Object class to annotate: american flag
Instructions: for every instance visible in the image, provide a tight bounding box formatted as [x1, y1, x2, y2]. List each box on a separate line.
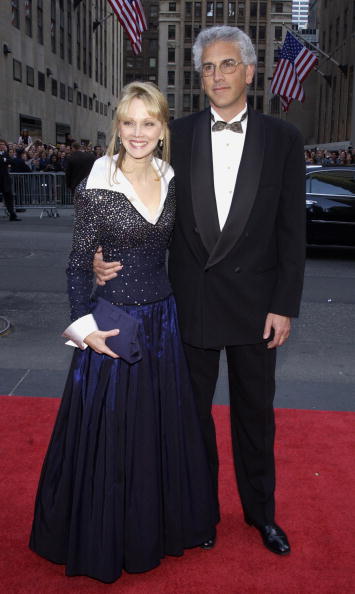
[270, 31, 318, 111]
[108, 0, 147, 55]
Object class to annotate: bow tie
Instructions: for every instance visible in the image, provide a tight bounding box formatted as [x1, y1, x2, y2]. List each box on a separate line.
[211, 111, 247, 133]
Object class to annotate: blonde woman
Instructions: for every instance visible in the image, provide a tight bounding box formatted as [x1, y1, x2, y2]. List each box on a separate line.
[29, 82, 218, 583]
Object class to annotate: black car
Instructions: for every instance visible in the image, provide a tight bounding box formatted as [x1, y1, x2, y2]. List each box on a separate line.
[306, 166, 355, 247]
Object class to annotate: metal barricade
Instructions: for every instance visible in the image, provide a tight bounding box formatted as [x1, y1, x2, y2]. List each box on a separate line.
[10, 172, 73, 218]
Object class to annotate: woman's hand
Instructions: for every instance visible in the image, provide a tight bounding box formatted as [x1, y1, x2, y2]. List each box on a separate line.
[84, 329, 120, 358]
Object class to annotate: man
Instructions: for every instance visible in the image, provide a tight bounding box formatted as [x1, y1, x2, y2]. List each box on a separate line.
[65, 142, 96, 193]
[93, 26, 306, 556]
[0, 139, 21, 221]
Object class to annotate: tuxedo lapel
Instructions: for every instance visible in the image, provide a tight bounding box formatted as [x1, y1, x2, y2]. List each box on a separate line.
[205, 108, 265, 270]
[190, 108, 220, 254]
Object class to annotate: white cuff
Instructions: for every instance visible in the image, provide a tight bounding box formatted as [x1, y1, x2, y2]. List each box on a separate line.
[62, 314, 98, 349]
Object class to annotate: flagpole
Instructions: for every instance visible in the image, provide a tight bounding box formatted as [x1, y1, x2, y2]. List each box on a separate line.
[93, 12, 114, 32]
[282, 22, 348, 75]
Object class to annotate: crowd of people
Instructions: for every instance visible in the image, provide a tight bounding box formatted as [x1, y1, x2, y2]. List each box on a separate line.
[304, 147, 354, 166]
[0, 130, 104, 220]
[1, 130, 105, 174]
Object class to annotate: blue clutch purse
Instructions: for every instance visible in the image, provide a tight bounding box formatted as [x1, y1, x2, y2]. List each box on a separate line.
[91, 297, 142, 364]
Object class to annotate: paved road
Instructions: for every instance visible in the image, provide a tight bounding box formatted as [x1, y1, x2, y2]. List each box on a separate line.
[1, 211, 354, 410]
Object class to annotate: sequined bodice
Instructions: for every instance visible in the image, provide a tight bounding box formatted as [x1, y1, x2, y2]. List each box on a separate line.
[67, 177, 176, 321]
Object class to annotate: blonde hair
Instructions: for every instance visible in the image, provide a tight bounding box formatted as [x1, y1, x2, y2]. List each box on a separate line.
[106, 81, 170, 182]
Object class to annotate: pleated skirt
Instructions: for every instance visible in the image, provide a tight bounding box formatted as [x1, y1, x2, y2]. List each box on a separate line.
[29, 295, 219, 583]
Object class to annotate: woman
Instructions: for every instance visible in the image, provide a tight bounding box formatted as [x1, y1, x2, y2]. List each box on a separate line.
[29, 82, 218, 583]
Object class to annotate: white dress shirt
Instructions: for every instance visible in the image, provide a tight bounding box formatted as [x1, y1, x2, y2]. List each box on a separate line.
[63, 156, 174, 349]
[211, 104, 248, 230]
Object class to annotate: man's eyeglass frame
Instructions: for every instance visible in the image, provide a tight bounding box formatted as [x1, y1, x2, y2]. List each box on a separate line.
[201, 59, 243, 77]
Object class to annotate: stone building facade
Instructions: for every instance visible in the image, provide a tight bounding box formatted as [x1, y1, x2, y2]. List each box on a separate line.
[0, 0, 123, 146]
[314, 0, 355, 146]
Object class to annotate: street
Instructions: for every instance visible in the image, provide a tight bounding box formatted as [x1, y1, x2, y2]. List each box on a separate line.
[1, 210, 354, 411]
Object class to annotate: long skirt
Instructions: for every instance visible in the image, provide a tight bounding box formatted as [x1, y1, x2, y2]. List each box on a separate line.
[29, 295, 219, 583]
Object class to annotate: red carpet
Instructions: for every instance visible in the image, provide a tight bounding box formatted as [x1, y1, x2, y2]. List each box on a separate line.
[0, 396, 354, 594]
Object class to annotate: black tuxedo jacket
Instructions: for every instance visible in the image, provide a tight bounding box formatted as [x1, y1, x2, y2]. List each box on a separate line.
[168, 107, 306, 349]
[65, 151, 96, 192]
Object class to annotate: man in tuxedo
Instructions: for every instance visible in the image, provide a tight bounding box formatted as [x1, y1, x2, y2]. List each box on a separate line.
[65, 142, 96, 193]
[93, 26, 305, 556]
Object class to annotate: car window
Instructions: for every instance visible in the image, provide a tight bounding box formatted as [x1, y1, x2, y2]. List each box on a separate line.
[310, 170, 355, 196]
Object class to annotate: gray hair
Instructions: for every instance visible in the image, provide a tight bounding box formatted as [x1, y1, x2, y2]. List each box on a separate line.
[193, 26, 257, 72]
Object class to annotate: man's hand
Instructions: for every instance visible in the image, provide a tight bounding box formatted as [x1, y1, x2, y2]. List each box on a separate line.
[84, 329, 120, 358]
[93, 246, 123, 286]
[263, 313, 291, 349]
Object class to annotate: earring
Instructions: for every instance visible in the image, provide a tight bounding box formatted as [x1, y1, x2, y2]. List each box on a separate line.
[158, 139, 164, 149]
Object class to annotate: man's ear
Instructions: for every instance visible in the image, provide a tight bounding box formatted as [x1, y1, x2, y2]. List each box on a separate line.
[245, 64, 255, 86]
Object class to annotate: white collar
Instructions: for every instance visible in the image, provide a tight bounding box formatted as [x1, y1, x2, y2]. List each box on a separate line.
[210, 104, 248, 126]
[86, 155, 174, 224]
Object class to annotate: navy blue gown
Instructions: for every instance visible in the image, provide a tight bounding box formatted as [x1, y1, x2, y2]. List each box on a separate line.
[29, 173, 218, 583]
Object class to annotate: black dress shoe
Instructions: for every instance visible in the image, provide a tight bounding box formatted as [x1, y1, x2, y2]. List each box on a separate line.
[200, 536, 216, 550]
[245, 518, 290, 555]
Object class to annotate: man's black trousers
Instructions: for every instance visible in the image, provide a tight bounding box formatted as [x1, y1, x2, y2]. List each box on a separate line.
[183, 342, 277, 527]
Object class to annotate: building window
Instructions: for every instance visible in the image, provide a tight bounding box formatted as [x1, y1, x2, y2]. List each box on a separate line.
[257, 72, 264, 89]
[184, 71, 191, 86]
[59, 0, 65, 59]
[68, 86, 73, 102]
[100, 102, 103, 115]
[168, 47, 176, 63]
[167, 94, 175, 109]
[38, 71, 45, 91]
[89, 97, 93, 110]
[250, 2, 257, 17]
[95, 100, 99, 113]
[26, 65, 34, 86]
[259, 25, 266, 40]
[184, 47, 191, 64]
[77, 91, 82, 106]
[83, 3, 87, 73]
[183, 94, 191, 111]
[12, 0, 20, 28]
[20, 115, 42, 139]
[25, 0, 33, 37]
[169, 2, 176, 10]
[149, 57, 157, 68]
[206, 2, 214, 18]
[76, 8, 81, 69]
[275, 26, 283, 41]
[149, 39, 158, 53]
[256, 96, 263, 112]
[51, 79, 58, 96]
[60, 82, 66, 99]
[67, 0, 72, 64]
[168, 71, 175, 86]
[238, 2, 245, 17]
[104, 104, 107, 116]
[195, 2, 202, 18]
[193, 24, 201, 39]
[192, 94, 200, 111]
[260, 2, 267, 17]
[193, 71, 200, 88]
[37, 0, 44, 44]
[250, 25, 257, 40]
[83, 94, 87, 108]
[274, 49, 279, 62]
[51, 0, 56, 53]
[258, 49, 265, 64]
[275, 2, 283, 12]
[185, 24, 192, 39]
[13, 59, 22, 82]
[228, 2, 236, 18]
[185, 2, 192, 18]
[216, 2, 224, 19]
[168, 25, 176, 39]
[150, 4, 158, 17]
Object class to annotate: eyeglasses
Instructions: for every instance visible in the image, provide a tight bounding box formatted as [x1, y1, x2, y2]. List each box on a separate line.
[201, 59, 243, 77]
